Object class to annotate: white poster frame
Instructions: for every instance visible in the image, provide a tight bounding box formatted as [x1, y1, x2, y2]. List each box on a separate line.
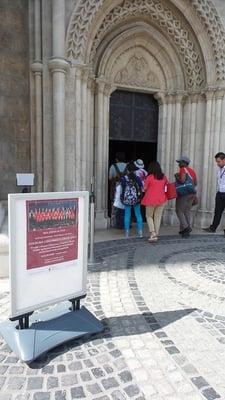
[9, 191, 89, 319]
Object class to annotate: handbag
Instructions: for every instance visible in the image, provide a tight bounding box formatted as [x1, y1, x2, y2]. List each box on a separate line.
[165, 182, 177, 200]
[175, 169, 196, 196]
[192, 194, 198, 206]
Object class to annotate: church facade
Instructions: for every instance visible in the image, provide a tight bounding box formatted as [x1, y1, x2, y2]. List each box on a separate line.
[2, 0, 225, 228]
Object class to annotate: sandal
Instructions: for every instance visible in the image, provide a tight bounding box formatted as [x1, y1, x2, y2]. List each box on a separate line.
[148, 234, 158, 243]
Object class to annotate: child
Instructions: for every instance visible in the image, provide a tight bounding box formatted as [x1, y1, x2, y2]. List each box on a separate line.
[120, 162, 143, 238]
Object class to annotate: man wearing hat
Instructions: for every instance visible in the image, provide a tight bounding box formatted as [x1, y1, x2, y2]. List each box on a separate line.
[175, 156, 197, 238]
[134, 159, 147, 182]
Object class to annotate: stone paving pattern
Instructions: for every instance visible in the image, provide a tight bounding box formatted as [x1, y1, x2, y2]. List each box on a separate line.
[1, 234, 225, 399]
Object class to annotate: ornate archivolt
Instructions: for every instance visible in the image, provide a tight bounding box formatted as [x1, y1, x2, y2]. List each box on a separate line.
[89, 0, 205, 89]
[190, 0, 225, 81]
[97, 27, 184, 91]
[66, 0, 225, 88]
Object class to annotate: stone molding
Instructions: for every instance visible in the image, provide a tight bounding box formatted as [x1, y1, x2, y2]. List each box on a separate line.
[95, 78, 115, 96]
[89, 0, 205, 90]
[190, 0, 225, 82]
[66, 0, 225, 86]
[31, 61, 43, 75]
[48, 57, 70, 74]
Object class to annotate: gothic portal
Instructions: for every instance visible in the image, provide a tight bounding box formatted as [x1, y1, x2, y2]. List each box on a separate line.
[2, 0, 225, 229]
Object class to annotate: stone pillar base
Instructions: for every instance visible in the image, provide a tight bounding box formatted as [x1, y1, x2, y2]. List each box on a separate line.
[95, 210, 108, 230]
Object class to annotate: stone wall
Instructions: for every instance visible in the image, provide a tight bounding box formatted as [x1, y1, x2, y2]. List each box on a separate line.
[0, 0, 30, 199]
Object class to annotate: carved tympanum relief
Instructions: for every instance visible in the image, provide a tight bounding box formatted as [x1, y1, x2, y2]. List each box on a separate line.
[66, 0, 225, 87]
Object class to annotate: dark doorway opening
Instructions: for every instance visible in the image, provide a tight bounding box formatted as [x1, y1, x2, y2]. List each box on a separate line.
[108, 90, 159, 218]
[109, 140, 157, 170]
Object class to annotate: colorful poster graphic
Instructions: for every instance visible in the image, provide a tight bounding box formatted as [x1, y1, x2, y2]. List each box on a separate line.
[26, 198, 79, 270]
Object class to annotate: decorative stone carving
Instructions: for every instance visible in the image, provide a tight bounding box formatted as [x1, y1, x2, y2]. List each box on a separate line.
[67, 0, 207, 89]
[191, 0, 225, 81]
[90, 0, 205, 89]
[67, 0, 102, 61]
[107, 45, 166, 90]
[66, 0, 225, 85]
[114, 55, 160, 89]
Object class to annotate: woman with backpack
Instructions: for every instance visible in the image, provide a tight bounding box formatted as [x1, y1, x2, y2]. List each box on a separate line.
[141, 161, 168, 243]
[120, 162, 143, 238]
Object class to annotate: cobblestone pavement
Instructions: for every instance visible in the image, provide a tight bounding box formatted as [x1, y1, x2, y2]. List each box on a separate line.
[1, 234, 225, 399]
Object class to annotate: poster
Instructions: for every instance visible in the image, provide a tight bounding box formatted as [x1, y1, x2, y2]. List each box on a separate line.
[26, 198, 79, 270]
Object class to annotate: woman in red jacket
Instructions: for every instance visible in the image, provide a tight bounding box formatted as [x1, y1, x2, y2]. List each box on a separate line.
[142, 161, 168, 242]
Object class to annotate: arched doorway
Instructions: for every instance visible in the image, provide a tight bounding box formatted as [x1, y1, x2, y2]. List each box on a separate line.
[108, 90, 158, 216]
[65, 0, 225, 229]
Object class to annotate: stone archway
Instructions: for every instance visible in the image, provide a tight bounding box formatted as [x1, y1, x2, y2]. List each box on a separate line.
[65, 0, 225, 228]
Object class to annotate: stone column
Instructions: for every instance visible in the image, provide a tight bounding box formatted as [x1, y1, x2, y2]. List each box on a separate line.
[209, 89, 225, 209]
[154, 93, 167, 173]
[219, 92, 225, 151]
[95, 80, 105, 217]
[200, 90, 214, 212]
[31, 0, 43, 191]
[86, 77, 95, 191]
[188, 94, 199, 166]
[165, 94, 173, 180]
[81, 69, 89, 190]
[31, 62, 43, 191]
[65, 66, 76, 190]
[94, 79, 115, 228]
[101, 84, 112, 215]
[173, 93, 184, 173]
[74, 67, 82, 190]
[48, 0, 69, 191]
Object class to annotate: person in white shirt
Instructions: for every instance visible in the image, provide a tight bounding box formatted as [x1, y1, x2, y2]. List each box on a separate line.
[109, 152, 127, 202]
[111, 182, 125, 229]
[203, 152, 225, 234]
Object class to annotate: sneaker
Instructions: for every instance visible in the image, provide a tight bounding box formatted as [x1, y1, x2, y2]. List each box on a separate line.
[182, 232, 190, 238]
[138, 230, 143, 238]
[179, 227, 192, 234]
[202, 227, 215, 233]
[125, 230, 129, 239]
[148, 235, 158, 243]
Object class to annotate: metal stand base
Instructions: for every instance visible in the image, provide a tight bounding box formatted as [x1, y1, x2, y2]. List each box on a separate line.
[0, 306, 103, 363]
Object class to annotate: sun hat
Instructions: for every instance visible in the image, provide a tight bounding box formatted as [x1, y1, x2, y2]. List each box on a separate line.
[176, 156, 190, 165]
[134, 159, 144, 169]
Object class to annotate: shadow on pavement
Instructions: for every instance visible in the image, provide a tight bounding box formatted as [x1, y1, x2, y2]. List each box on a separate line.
[28, 308, 195, 368]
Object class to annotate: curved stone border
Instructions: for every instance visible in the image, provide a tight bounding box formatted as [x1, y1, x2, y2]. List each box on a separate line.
[96, 240, 222, 399]
[123, 249, 222, 400]
[191, 258, 225, 284]
[159, 244, 225, 301]
[0, 264, 144, 399]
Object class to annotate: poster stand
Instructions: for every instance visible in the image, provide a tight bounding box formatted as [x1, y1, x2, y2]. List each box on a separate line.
[1, 297, 103, 363]
[0, 192, 104, 363]
[10, 311, 34, 330]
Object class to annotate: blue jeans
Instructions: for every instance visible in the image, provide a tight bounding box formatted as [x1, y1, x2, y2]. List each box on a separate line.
[124, 204, 143, 232]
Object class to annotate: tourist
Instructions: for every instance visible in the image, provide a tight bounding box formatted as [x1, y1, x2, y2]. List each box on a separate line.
[141, 161, 168, 242]
[203, 152, 225, 235]
[111, 182, 125, 229]
[175, 156, 197, 238]
[134, 159, 148, 183]
[120, 162, 143, 238]
[109, 152, 127, 204]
